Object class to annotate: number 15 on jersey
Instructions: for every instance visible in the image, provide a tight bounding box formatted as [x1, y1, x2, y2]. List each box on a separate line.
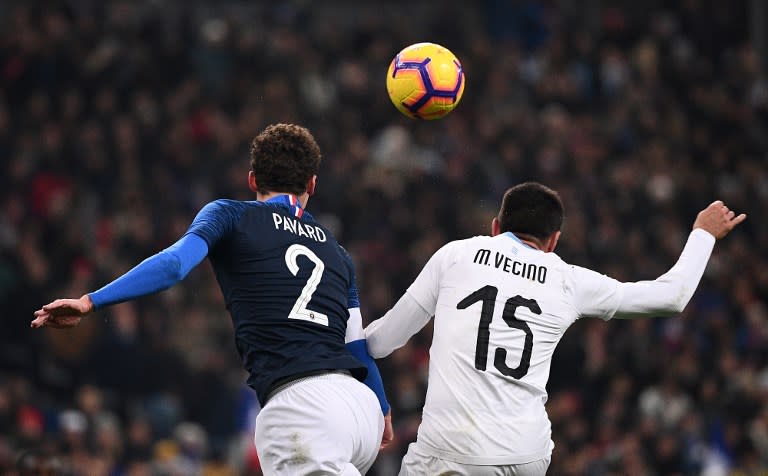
[457, 285, 541, 379]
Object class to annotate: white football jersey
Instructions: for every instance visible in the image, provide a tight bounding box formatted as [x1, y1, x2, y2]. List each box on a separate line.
[366, 229, 715, 465]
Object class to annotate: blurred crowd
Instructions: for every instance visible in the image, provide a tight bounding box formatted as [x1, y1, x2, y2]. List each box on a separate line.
[1, 0, 767, 474]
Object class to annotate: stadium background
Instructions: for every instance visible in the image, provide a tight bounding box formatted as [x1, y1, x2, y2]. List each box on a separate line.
[1, 0, 767, 474]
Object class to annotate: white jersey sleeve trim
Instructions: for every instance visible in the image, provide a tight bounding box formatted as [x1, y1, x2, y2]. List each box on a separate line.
[345, 307, 364, 343]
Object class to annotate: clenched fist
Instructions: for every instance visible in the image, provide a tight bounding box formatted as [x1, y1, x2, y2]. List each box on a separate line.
[693, 200, 747, 239]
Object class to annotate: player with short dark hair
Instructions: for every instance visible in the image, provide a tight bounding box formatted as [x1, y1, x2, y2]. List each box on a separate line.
[32, 123, 392, 476]
[497, 182, 564, 242]
[365, 181, 746, 475]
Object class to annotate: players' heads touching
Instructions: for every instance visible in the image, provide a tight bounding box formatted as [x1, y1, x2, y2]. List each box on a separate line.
[497, 182, 564, 241]
[250, 124, 322, 196]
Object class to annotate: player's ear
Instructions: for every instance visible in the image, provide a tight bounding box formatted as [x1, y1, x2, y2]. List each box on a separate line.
[248, 171, 258, 193]
[306, 175, 317, 197]
[545, 231, 561, 253]
[491, 217, 501, 237]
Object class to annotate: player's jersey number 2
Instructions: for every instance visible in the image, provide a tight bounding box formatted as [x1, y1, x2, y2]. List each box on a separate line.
[457, 285, 541, 379]
[284, 244, 329, 326]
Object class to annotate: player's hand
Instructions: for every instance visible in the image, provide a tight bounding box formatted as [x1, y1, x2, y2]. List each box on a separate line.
[693, 200, 747, 239]
[31, 295, 94, 329]
[380, 410, 394, 450]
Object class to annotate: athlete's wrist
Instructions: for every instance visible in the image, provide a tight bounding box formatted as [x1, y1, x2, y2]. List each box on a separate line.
[81, 294, 95, 314]
[690, 227, 717, 242]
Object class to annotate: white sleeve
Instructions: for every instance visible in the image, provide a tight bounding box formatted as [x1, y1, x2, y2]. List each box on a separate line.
[364, 242, 455, 358]
[405, 241, 455, 313]
[573, 229, 716, 320]
[365, 293, 432, 358]
[345, 307, 364, 343]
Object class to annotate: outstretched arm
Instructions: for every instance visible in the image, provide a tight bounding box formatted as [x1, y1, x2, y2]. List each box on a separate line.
[31, 234, 209, 328]
[32, 199, 243, 329]
[364, 293, 432, 358]
[575, 201, 746, 320]
[365, 242, 454, 358]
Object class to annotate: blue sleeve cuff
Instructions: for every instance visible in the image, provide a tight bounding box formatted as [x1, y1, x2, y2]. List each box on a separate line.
[346, 339, 390, 415]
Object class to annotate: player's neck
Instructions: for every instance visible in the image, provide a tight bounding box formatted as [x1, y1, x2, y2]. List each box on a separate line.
[257, 191, 310, 208]
[520, 240, 541, 250]
[514, 233, 543, 250]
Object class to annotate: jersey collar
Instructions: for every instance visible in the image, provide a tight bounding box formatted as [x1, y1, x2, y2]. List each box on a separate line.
[265, 194, 305, 218]
[502, 232, 537, 250]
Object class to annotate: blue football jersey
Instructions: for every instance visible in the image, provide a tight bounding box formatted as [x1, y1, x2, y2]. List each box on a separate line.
[185, 195, 367, 404]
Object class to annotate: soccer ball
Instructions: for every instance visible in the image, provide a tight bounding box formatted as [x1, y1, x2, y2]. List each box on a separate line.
[386, 43, 465, 120]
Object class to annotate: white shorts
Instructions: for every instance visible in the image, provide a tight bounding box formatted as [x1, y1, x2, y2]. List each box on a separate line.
[254, 372, 384, 475]
[399, 443, 551, 476]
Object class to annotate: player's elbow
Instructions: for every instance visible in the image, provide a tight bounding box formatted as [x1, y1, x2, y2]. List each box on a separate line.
[656, 292, 689, 315]
[648, 303, 685, 316]
[647, 296, 688, 316]
[367, 346, 389, 360]
[670, 300, 687, 314]
[363, 328, 388, 359]
[363, 335, 389, 359]
[649, 279, 691, 315]
[667, 282, 692, 314]
[158, 251, 186, 284]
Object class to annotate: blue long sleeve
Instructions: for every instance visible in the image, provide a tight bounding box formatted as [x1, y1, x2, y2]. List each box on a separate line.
[347, 339, 390, 415]
[89, 234, 209, 309]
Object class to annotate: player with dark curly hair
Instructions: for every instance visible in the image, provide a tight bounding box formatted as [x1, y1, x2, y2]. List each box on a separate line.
[32, 124, 393, 475]
[250, 123, 323, 196]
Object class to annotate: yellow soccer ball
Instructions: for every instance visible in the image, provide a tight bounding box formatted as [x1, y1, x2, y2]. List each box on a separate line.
[386, 42, 465, 120]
